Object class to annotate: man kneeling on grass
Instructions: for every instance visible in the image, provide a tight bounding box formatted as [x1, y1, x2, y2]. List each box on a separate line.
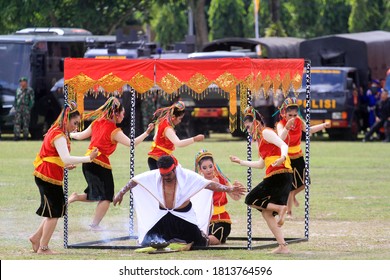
[113, 155, 246, 247]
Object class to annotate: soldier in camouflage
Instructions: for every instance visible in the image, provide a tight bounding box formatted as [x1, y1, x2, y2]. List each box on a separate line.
[13, 77, 34, 140]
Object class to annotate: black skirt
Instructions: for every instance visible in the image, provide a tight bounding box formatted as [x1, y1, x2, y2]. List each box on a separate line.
[290, 156, 309, 190]
[82, 162, 114, 201]
[245, 172, 292, 209]
[35, 176, 66, 218]
[142, 209, 208, 247]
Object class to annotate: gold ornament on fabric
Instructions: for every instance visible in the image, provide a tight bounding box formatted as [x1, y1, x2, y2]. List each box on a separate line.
[241, 74, 253, 93]
[252, 72, 263, 94]
[158, 73, 183, 94]
[239, 88, 248, 113]
[65, 73, 96, 97]
[292, 73, 303, 96]
[98, 73, 126, 93]
[272, 73, 282, 96]
[187, 73, 211, 94]
[129, 73, 155, 94]
[215, 72, 238, 92]
[281, 73, 292, 95]
[229, 89, 237, 132]
[262, 74, 272, 97]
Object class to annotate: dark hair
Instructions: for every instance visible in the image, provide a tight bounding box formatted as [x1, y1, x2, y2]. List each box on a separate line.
[243, 110, 266, 126]
[198, 156, 214, 167]
[286, 105, 299, 112]
[243, 115, 254, 123]
[172, 106, 185, 117]
[114, 104, 124, 114]
[69, 110, 81, 119]
[157, 155, 175, 169]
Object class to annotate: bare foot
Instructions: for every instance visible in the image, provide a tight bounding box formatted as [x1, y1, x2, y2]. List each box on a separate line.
[277, 206, 288, 227]
[68, 192, 78, 204]
[89, 224, 105, 231]
[293, 196, 299, 207]
[271, 244, 290, 254]
[29, 236, 39, 253]
[37, 247, 57, 255]
[286, 211, 292, 219]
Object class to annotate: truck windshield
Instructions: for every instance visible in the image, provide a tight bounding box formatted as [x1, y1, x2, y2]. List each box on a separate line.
[0, 42, 31, 92]
[302, 69, 344, 92]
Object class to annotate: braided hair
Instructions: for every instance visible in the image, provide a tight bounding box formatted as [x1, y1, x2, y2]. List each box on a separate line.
[152, 101, 185, 126]
[242, 106, 265, 141]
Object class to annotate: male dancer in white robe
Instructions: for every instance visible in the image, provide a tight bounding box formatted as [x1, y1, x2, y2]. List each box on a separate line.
[113, 155, 246, 247]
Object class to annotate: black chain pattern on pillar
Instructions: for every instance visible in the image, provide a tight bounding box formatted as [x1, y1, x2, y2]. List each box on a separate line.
[246, 89, 252, 250]
[63, 84, 69, 249]
[304, 60, 311, 240]
[128, 89, 136, 236]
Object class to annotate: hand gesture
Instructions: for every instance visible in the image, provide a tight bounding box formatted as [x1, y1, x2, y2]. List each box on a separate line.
[146, 123, 155, 134]
[193, 134, 205, 142]
[323, 122, 331, 129]
[113, 191, 124, 206]
[89, 148, 99, 161]
[229, 155, 240, 164]
[65, 164, 76, 170]
[231, 180, 246, 198]
[271, 156, 286, 167]
[285, 117, 295, 130]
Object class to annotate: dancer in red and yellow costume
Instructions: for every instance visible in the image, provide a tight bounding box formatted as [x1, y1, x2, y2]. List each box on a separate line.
[30, 101, 99, 254]
[68, 97, 154, 230]
[230, 106, 292, 254]
[276, 97, 330, 217]
[195, 149, 242, 245]
[147, 101, 204, 170]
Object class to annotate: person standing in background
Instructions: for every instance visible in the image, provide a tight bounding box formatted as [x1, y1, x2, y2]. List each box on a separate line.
[13, 77, 34, 140]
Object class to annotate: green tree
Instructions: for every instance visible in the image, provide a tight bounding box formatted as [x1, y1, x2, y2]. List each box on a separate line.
[348, 0, 381, 32]
[150, 1, 188, 48]
[283, 0, 322, 38]
[320, 0, 351, 35]
[208, 0, 247, 40]
[382, 0, 390, 30]
[0, 0, 152, 35]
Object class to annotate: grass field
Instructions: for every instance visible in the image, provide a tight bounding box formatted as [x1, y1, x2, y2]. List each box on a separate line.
[1, 133, 390, 260]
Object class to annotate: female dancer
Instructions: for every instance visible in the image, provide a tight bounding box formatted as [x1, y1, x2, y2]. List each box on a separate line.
[230, 106, 292, 254]
[195, 149, 241, 245]
[275, 97, 330, 217]
[147, 101, 204, 170]
[68, 97, 154, 230]
[30, 101, 99, 254]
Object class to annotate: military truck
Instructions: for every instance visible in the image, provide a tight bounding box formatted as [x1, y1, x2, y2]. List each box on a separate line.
[293, 67, 360, 140]
[0, 27, 115, 139]
[298, 30, 390, 140]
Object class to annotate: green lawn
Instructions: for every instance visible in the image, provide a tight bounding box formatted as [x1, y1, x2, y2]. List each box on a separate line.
[1, 133, 389, 260]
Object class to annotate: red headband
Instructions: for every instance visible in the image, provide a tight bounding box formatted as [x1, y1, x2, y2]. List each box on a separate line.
[159, 156, 178, 175]
[159, 164, 176, 175]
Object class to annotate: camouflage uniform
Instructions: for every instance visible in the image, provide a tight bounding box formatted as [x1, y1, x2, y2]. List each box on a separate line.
[14, 82, 34, 140]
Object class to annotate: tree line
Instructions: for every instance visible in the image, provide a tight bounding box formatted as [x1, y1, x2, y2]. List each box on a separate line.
[0, 0, 389, 50]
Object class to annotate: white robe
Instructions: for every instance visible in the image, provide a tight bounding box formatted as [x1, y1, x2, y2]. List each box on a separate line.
[131, 165, 214, 243]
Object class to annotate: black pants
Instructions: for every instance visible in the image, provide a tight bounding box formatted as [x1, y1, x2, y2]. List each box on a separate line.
[141, 212, 208, 247]
[148, 157, 158, 170]
[364, 119, 385, 141]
